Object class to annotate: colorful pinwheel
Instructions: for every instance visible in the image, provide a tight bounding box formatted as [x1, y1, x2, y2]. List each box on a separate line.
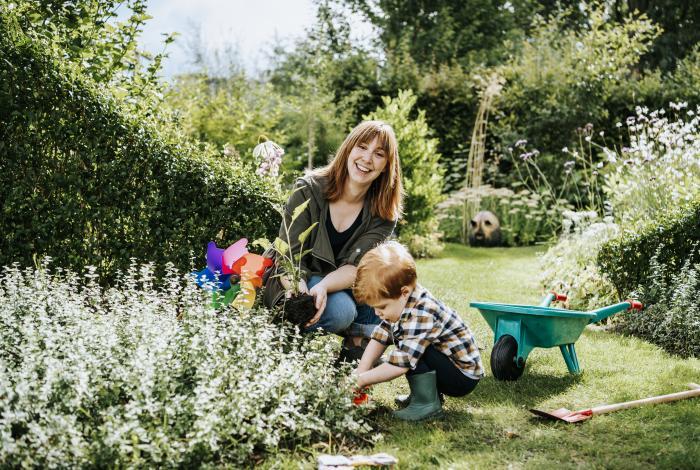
[192, 238, 272, 309]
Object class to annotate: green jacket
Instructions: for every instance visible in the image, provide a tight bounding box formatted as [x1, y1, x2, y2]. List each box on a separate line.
[263, 174, 397, 308]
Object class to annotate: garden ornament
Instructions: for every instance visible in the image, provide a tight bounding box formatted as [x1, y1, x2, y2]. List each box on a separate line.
[231, 253, 273, 288]
[468, 210, 502, 247]
[222, 238, 248, 274]
[192, 238, 271, 309]
[206, 241, 225, 273]
[192, 267, 232, 292]
[471, 292, 644, 380]
[531, 383, 700, 423]
[232, 270, 257, 309]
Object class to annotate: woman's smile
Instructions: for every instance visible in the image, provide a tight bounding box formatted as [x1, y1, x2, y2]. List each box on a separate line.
[347, 136, 387, 185]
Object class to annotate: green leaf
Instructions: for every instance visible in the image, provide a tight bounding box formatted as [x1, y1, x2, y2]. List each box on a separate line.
[291, 199, 310, 223]
[297, 222, 318, 245]
[252, 238, 271, 250]
[273, 237, 289, 255]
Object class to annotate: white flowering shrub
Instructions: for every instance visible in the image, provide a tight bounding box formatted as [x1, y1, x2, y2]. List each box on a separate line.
[539, 212, 619, 311]
[0, 261, 371, 468]
[540, 104, 700, 311]
[604, 104, 700, 226]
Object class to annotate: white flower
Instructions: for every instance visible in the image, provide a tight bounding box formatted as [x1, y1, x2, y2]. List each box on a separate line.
[253, 140, 285, 178]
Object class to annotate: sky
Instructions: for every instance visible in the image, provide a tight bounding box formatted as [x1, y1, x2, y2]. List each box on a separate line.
[134, 0, 374, 79]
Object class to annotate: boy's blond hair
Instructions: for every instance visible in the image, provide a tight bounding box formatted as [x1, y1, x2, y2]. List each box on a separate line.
[353, 241, 417, 305]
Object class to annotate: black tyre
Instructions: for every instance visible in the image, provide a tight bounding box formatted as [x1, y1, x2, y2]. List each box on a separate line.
[490, 335, 525, 381]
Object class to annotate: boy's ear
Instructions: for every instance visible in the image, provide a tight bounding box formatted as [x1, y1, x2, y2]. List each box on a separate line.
[401, 285, 412, 296]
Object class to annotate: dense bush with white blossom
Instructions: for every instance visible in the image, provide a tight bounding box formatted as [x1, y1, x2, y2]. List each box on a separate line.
[541, 103, 700, 342]
[0, 261, 371, 468]
[538, 211, 619, 312]
[603, 104, 700, 225]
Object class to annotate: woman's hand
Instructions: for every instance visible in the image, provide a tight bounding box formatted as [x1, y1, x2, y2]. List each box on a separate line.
[306, 281, 327, 327]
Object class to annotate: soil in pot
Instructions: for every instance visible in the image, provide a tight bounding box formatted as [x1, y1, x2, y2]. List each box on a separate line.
[282, 293, 316, 327]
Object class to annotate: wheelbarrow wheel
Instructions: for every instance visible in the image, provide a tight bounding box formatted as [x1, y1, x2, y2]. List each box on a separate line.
[491, 335, 525, 381]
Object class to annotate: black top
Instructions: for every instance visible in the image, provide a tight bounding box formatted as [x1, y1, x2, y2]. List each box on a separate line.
[326, 206, 364, 261]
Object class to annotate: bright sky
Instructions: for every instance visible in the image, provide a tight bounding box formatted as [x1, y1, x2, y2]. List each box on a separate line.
[136, 0, 374, 78]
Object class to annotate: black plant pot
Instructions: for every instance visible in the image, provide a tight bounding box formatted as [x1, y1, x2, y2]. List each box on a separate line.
[282, 293, 316, 327]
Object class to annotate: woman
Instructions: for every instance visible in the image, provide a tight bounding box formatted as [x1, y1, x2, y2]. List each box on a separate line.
[263, 120, 403, 359]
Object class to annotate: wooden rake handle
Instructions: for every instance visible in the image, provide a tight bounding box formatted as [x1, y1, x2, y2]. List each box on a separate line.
[588, 383, 700, 416]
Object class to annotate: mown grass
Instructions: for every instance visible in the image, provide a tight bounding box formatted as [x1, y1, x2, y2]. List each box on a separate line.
[272, 244, 700, 469]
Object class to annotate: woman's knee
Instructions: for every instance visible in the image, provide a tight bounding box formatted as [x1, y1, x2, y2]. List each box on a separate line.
[319, 291, 356, 332]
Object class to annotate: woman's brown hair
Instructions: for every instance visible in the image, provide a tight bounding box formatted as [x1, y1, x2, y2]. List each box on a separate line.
[315, 120, 403, 221]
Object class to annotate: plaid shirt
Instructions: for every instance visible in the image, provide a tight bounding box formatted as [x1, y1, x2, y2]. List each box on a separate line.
[371, 284, 485, 379]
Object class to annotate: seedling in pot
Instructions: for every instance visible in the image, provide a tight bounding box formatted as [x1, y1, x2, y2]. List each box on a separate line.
[254, 194, 318, 327]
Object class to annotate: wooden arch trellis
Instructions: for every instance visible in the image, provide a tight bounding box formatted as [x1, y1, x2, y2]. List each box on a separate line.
[461, 74, 504, 242]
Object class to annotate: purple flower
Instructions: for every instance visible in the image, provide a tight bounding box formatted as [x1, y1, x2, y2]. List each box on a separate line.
[515, 139, 528, 148]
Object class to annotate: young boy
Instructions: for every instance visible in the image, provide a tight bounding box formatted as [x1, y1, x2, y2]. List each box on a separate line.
[352, 241, 484, 421]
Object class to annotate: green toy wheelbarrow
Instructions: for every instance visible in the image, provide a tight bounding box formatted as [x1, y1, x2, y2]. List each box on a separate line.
[470, 293, 643, 381]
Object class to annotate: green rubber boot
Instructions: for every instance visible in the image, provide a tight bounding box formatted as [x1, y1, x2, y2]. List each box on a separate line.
[393, 371, 444, 421]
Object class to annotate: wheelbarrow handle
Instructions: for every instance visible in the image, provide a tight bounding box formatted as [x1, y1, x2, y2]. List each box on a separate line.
[540, 291, 568, 307]
[625, 299, 643, 311]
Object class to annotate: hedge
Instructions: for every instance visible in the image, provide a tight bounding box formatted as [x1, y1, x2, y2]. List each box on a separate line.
[0, 14, 280, 279]
[597, 197, 700, 301]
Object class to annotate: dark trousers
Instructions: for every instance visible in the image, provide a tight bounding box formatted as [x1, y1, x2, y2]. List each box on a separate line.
[407, 345, 480, 397]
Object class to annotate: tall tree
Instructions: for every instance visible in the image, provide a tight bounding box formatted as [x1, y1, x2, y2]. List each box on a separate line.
[610, 0, 700, 71]
[342, 0, 544, 69]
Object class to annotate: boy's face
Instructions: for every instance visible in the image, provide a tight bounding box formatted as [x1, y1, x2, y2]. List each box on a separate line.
[370, 286, 412, 323]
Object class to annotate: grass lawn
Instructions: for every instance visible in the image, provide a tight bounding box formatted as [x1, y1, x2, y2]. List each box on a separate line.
[276, 244, 700, 469]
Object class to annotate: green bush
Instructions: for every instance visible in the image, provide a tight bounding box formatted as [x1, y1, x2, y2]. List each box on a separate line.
[489, 6, 660, 196]
[597, 198, 700, 301]
[617, 254, 700, 358]
[0, 262, 371, 467]
[0, 14, 279, 279]
[366, 90, 445, 257]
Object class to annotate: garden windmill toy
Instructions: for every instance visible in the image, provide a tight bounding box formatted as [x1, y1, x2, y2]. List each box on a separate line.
[192, 239, 272, 309]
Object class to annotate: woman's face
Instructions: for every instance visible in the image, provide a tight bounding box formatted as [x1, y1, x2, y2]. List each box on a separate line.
[346, 136, 388, 187]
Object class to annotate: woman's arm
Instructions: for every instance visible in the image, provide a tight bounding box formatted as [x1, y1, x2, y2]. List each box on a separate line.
[316, 264, 357, 292]
[356, 362, 408, 388]
[306, 264, 357, 325]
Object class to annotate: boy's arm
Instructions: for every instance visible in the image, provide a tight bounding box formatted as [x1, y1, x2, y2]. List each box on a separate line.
[356, 339, 387, 373]
[356, 362, 408, 388]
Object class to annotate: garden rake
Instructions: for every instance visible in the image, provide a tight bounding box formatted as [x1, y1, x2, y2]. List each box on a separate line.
[530, 383, 700, 423]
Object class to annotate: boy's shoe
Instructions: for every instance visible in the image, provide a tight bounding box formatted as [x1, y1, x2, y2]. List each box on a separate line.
[393, 371, 444, 421]
[394, 391, 444, 408]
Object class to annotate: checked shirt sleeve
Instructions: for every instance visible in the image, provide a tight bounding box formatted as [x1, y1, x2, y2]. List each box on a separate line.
[387, 310, 437, 370]
[370, 321, 392, 346]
